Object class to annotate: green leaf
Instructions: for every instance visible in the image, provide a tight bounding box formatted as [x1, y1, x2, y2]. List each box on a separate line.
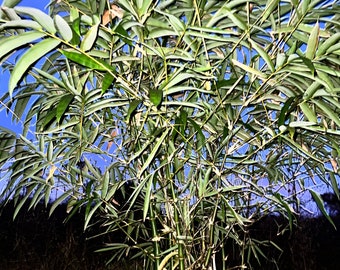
[143, 173, 154, 221]
[9, 38, 61, 96]
[42, 108, 57, 130]
[261, 0, 280, 24]
[306, 22, 319, 60]
[0, 31, 45, 60]
[309, 189, 336, 229]
[187, 118, 205, 150]
[299, 102, 317, 123]
[81, 23, 99, 52]
[54, 14, 73, 42]
[223, 6, 247, 31]
[101, 171, 110, 199]
[300, 56, 316, 76]
[278, 97, 295, 126]
[84, 201, 104, 230]
[49, 191, 72, 216]
[102, 72, 115, 94]
[0, 19, 42, 31]
[137, 128, 170, 178]
[249, 39, 275, 72]
[232, 59, 267, 79]
[316, 32, 340, 57]
[61, 50, 113, 71]
[313, 100, 340, 126]
[1, 0, 22, 8]
[149, 89, 163, 106]
[14, 6, 56, 34]
[126, 99, 142, 123]
[303, 81, 321, 100]
[56, 94, 73, 123]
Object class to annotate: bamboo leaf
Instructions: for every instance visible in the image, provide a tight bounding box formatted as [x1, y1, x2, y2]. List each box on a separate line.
[9, 38, 61, 96]
[261, 0, 280, 24]
[101, 171, 110, 199]
[149, 89, 163, 107]
[232, 59, 267, 79]
[0, 31, 45, 60]
[81, 22, 99, 52]
[249, 39, 275, 72]
[309, 189, 336, 229]
[14, 6, 56, 34]
[56, 94, 73, 123]
[143, 173, 153, 221]
[313, 100, 340, 126]
[61, 50, 113, 71]
[137, 129, 170, 178]
[126, 99, 142, 123]
[278, 97, 295, 126]
[54, 14, 73, 42]
[303, 81, 321, 100]
[316, 32, 340, 57]
[84, 201, 104, 230]
[306, 22, 319, 60]
[0, 19, 42, 31]
[102, 72, 115, 94]
[1, 0, 22, 8]
[299, 102, 317, 123]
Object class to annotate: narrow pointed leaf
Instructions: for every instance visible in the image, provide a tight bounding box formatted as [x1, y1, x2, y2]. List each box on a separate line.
[313, 100, 340, 126]
[15, 6, 56, 34]
[309, 189, 336, 229]
[56, 94, 73, 123]
[9, 38, 61, 96]
[54, 14, 73, 42]
[316, 33, 340, 57]
[261, 0, 279, 23]
[0, 19, 42, 31]
[149, 89, 163, 106]
[81, 23, 99, 52]
[232, 59, 267, 79]
[101, 171, 110, 199]
[299, 102, 317, 123]
[137, 129, 170, 178]
[102, 72, 115, 94]
[250, 39, 275, 72]
[306, 22, 319, 60]
[0, 31, 45, 60]
[143, 174, 153, 221]
[61, 50, 113, 71]
[126, 99, 141, 122]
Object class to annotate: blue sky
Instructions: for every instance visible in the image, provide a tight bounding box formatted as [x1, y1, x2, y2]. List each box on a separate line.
[0, 0, 49, 132]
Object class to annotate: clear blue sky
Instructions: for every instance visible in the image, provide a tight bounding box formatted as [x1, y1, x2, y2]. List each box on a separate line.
[0, 0, 49, 132]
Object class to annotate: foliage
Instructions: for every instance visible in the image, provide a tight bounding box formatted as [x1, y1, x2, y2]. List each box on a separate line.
[0, 0, 340, 269]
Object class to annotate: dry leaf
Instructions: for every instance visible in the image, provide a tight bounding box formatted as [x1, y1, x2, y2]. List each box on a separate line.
[102, 4, 123, 26]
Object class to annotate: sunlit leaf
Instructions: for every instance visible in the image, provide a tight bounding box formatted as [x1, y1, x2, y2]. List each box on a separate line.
[54, 14, 73, 42]
[9, 38, 61, 96]
[316, 32, 340, 57]
[14, 6, 56, 34]
[306, 21, 319, 60]
[299, 102, 317, 123]
[0, 19, 42, 31]
[61, 50, 113, 71]
[0, 31, 45, 60]
[81, 22, 99, 52]
[261, 0, 280, 24]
